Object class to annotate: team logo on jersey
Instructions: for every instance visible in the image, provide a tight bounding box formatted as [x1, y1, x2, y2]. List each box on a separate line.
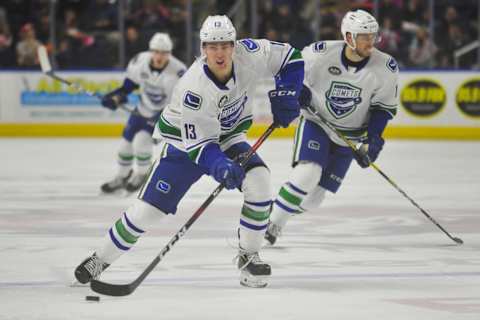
[312, 41, 326, 53]
[239, 39, 259, 52]
[456, 78, 480, 118]
[183, 91, 202, 110]
[156, 180, 171, 194]
[328, 66, 342, 75]
[325, 81, 362, 119]
[218, 95, 229, 108]
[219, 92, 248, 130]
[386, 57, 398, 73]
[145, 85, 167, 105]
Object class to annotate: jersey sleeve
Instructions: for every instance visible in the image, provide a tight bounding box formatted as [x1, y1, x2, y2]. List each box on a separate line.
[125, 53, 143, 84]
[301, 42, 323, 87]
[370, 56, 399, 118]
[237, 38, 302, 78]
[180, 88, 221, 164]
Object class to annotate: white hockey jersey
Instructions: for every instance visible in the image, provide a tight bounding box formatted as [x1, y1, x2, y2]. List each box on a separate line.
[154, 38, 302, 162]
[126, 51, 187, 118]
[302, 40, 399, 146]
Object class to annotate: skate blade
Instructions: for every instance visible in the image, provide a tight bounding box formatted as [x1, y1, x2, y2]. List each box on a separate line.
[240, 271, 269, 288]
[70, 280, 88, 287]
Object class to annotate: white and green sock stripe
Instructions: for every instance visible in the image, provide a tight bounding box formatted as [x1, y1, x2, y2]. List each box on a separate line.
[109, 212, 145, 251]
[118, 152, 134, 166]
[239, 200, 271, 231]
[274, 182, 307, 214]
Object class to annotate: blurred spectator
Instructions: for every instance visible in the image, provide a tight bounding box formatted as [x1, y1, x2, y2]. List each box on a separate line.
[408, 27, 437, 68]
[83, 0, 117, 31]
[437, 24, 472, 68]
[16, 23, 41, 68]
[125, 25, 144, 62]
[377, 16, 400, 57]
[0, 7, 14, 67]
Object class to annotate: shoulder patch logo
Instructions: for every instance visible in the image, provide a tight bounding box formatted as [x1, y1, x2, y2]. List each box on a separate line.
[183, 91, 202, 110]
[239, 39, 260, 52]
[312, 41, 326, 53]
[177, 69, 186, 78]
[328, 66, 341, 75]
[387, 57, 398, 73]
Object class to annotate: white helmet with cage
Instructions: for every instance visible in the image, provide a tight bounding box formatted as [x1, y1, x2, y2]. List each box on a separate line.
[149, 32, 173, 52]
[341, 9, 379, 49]
[199, 15, 236, 46]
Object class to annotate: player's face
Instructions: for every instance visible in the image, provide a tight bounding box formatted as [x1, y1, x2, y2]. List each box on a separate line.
[203, 42, 234, 71]
[354, 33, 377, 58]
[151, 50, 170, 68]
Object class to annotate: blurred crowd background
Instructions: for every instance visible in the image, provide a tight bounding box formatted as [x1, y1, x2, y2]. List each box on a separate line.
[0, 0, 478, 70]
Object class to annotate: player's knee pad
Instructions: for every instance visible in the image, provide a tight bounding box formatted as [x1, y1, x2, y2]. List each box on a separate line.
[290, 161, 323, 193]
[242, 166, 271, 203]
[300, 185, 327, 211]
[124, 199, 166, 232]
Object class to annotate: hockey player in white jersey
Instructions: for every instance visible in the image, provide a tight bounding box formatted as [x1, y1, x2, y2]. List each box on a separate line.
[75, 15, 304, 288]
[100, 32, 187, 193]
[265, 9, 399, 245]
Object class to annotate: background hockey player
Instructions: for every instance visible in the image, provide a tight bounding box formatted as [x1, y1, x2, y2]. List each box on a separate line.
[100, 32, 187, 194]
[75, 15, 304, 288]
[265, 9, 399, 245]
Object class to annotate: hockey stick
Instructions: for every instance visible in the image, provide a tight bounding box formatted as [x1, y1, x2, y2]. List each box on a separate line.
[37, 45, 136, 113]
[305, 105, 463, 245]
[90, 123, 278, 296]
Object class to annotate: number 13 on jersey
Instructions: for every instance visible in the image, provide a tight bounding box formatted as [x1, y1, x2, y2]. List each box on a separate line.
[184, 123, 197, 139]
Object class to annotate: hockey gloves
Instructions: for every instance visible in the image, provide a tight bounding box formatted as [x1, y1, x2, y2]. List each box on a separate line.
[101, 92, 127, 111]
[269, 85, 300, 128]
[209, 157, 245, 190]
[354, 135, 384, 168]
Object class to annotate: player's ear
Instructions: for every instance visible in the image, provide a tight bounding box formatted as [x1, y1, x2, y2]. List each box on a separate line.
[346, 32, 354, 47]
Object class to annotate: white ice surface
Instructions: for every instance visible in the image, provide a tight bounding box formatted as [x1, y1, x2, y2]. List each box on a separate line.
[1, 138, 479, 320]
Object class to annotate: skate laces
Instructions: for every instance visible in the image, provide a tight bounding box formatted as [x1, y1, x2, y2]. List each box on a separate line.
[235, 251, 262, 270]
[128, 173, 146, 186]
[84, 255, 106, 279]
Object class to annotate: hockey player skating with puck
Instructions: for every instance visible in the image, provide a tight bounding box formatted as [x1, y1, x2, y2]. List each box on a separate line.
[265, 10, 399, 245]
[100, 32, 187, 194]
[75, 15, 304, 288]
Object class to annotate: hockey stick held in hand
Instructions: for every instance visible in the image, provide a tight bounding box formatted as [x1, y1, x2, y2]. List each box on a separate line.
[37, 45, 136, 113]
[305, 105, 463, 245]
[90, 123, 278, 296]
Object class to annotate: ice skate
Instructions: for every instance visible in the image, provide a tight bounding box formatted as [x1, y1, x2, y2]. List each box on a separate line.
[100, 170, 132, 193]
[125, 172, 148, 193]
[237, 250, 271, 288]
[264, 222, 282, 246]
[74, 253, 110, 284]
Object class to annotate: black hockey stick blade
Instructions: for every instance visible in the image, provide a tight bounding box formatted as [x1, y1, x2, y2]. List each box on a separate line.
[91, 256, 160, 296]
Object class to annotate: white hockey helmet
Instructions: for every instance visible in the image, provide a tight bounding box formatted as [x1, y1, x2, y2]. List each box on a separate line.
[199, 15, 236, 46]
[341, 9, 379, 49]
[149, 32, 173, 52]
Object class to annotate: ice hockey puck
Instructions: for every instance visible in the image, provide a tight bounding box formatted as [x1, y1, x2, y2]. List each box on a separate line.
[85, 295, 100, 302]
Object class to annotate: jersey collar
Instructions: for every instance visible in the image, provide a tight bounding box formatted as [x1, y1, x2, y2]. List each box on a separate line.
[341, 44, 370, 72]
[203, 63, 235, 90]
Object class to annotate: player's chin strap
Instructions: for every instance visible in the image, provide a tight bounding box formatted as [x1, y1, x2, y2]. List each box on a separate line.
[36, 45, 138, 115]
[304, 105, 463, 245]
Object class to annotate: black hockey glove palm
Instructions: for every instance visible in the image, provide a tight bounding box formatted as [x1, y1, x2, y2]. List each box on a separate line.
[101, 92, 127, 111]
